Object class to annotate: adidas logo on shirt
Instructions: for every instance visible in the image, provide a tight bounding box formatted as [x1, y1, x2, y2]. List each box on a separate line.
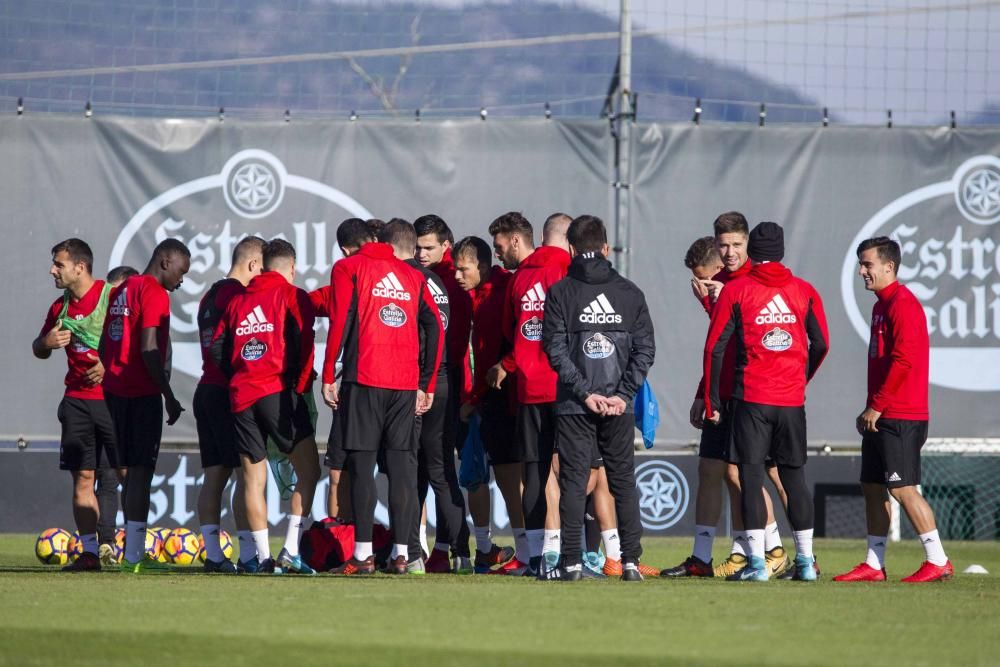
[371, 272, 411, 301]
[108, 288, 130, 316]
[755, 294, 797, 325]
[236, 305, 275, 336]
[579, 293, 622, 324]
[520, 282, 546, 312]
[427, 279, 448, 305]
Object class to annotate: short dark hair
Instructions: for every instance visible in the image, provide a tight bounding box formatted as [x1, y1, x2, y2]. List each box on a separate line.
[366, 218, 386, 239]
[263, 238, 296, 269]
[152, 238, 191, 261]
[453, 236, 492, 267]
[51, 238, 94, 273]
[713, 211, 749, 238]
[232, 235, 266, 266]
[488, 211, 534, 246]
[107, 265, 138, 284]
[567, 215, 607, 254]
[684, 236, 721, 270]
[336, 218, 374, 250]
[380, 218, 417, 252]
[856, 236, 901, 272]
[413, 214, 453, 245]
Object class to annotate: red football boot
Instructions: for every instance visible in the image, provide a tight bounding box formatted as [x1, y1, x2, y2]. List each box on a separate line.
[901, 560, 954, 583]
[424, 548, 452, 574]
[833, 562, 886, 582]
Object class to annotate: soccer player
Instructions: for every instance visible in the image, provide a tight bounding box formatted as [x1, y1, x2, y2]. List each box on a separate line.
[453, 235, 527, 574]
[833, 237, 953, 583]
[211, 239, 321, 574]
[542, 215, 655, 581]
[703, 221, 829, 581]
[101, 238, 190, 573]
[380, 219, 471, 574]
[322, 231, 443, 575]
[33, 239, 120, 571]
[665, 218, 791, 579]
[194, 236, 264, 573]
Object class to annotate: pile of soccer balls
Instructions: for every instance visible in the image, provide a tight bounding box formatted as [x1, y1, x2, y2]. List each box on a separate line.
[34, 526, 234, 566]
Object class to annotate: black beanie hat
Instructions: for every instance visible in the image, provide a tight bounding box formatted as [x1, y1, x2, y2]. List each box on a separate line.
[748, 221, 784, 262]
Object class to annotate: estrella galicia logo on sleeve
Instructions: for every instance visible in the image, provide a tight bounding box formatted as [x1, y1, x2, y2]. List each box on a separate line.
[439, 311, 449, 331]
[583, 332, 615, 359]
[761, 327, 792, 351]
[520, 315, 543, 341]
[241, 338, 267, 361]
[379, 303, 407, 328]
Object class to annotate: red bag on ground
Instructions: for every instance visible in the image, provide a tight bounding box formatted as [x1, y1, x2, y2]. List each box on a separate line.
[300, 518, 355, 571]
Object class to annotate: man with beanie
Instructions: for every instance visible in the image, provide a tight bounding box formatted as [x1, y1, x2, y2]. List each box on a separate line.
[703, 221, 829, 582]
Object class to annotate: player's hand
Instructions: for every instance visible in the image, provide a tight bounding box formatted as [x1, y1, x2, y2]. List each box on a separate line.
[83, 353, 104, 385]
[416, 390, 434, 416]
[584, 393, 609, 415]
[486, 363, 507, 389]
[689, 398, 706, 429]
[165, 396, 184, 426]
[43, 321, 72, 350]
[605, 396, 627, 416]
[857, 407, 881, 434]
[706, 409, 722, 425]
[703, 280, 724, 302]
[690, 277, 710, 300]
[322, 382, 339, 409]
[459, 402, 477, 422]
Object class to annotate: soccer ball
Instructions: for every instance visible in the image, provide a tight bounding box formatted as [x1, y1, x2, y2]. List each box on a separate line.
[152, 526, 172, 545]
[164, 528, 201, 565]
[144, 530, 164, 562]
[66, 532, 84, 562]
[35, 528, 71, 565]
[198, 529, 234, 562]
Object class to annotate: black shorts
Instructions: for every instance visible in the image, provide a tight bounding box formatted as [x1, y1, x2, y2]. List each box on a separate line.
[555, 412, 634, 464]
[480, 388, 518, 465]
[193, 384, 239, 469]
[699, 401, 733, 461]
[730, 400, 807, 467]
[338, 382, 417, 452]
[105, 392, 162, 468]
[233, 389, 315, 464]
[58, 397, 118, 471]
[324, 408, 347, 470]
[860, 418, 928, 488]
[516, 402, 557, 463]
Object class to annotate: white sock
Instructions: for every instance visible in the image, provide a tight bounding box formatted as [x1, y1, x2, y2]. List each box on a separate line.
[731, 530, 748, 557]
[765, 522, 782, 551]
[866, 534, 887, 569]
[601, 529, 622, 561]
[542, 529, 561, 555]
[251, 529, 270, 562]
[419, 524, 429, 556]
[513, 528, 529, 563]
[237, 530, 257, 563]
[433, 542, 449, 553]
[793, 529, 814, 559]
[354, 541, 373, 561]
[392, 544, 409, 562]
[474, 525, 493, 554]
[693, 525, 716, 563]
[283, 515, 305, 558]
[919, 529, 948, 566]
[201, 524, 224, 562]
[81, 533, 99, 556]
[126, 521, 146, 563]
[526, 528, 544, 558]
[746, 528, 766, 560]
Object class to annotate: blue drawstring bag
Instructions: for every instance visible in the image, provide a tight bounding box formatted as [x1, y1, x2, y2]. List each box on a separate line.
[459, 413, 490, 491]
[635, 380, 660, 449]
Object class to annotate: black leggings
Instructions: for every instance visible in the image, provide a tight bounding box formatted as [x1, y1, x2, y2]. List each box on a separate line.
[96, 467, 120, 544]
[739, 463, 813, 531]
[348, 449, 417, 547]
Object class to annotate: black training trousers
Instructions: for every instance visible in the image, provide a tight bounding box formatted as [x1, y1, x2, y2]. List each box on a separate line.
[348, 448, 418, 548]
[557, 413, 643, 566]
[96, 466, 120, 545]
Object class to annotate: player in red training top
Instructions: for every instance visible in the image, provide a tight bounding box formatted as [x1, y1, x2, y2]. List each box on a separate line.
[703, 221, 828, 582]
[193, 235, 264, 573]
[322, 237, 444, 575]
[33, 238, 119, 571]
[833, 237, 953, 584]
[454, 235, 526, 574]
[100, 238, 190, 573]
[211, 239, 320, 575]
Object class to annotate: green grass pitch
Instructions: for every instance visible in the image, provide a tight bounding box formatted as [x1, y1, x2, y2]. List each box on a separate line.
[1, 535, 998, 666]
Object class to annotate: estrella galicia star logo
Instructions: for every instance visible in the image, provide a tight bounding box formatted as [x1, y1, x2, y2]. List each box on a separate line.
[635, 460, 689, 529]
[957, 163, 1000, 225]
[232, 163, 275, 212]
[222, 150, 286, 219]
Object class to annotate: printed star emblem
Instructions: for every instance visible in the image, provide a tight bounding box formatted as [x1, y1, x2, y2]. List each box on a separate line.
[232, 163, 276, 211]
[962, 168, 1000, 218]
[637, 470, 678, 517]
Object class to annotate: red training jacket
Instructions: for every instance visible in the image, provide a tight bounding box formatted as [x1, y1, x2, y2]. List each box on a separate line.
[322, 243, 443, 393]
[211, 271, 315, 413]
[501, 246, 570, 404]
[694, 260, 751, 400]
[197, 278, 244, 387]
[464, 267, 513, 406]
[40, 280, 108, 400]
[867, 280, 929, 420]
[309, 285, 331, 318]
[101, 274, 171, 398]
[703, 262, 829, 417]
